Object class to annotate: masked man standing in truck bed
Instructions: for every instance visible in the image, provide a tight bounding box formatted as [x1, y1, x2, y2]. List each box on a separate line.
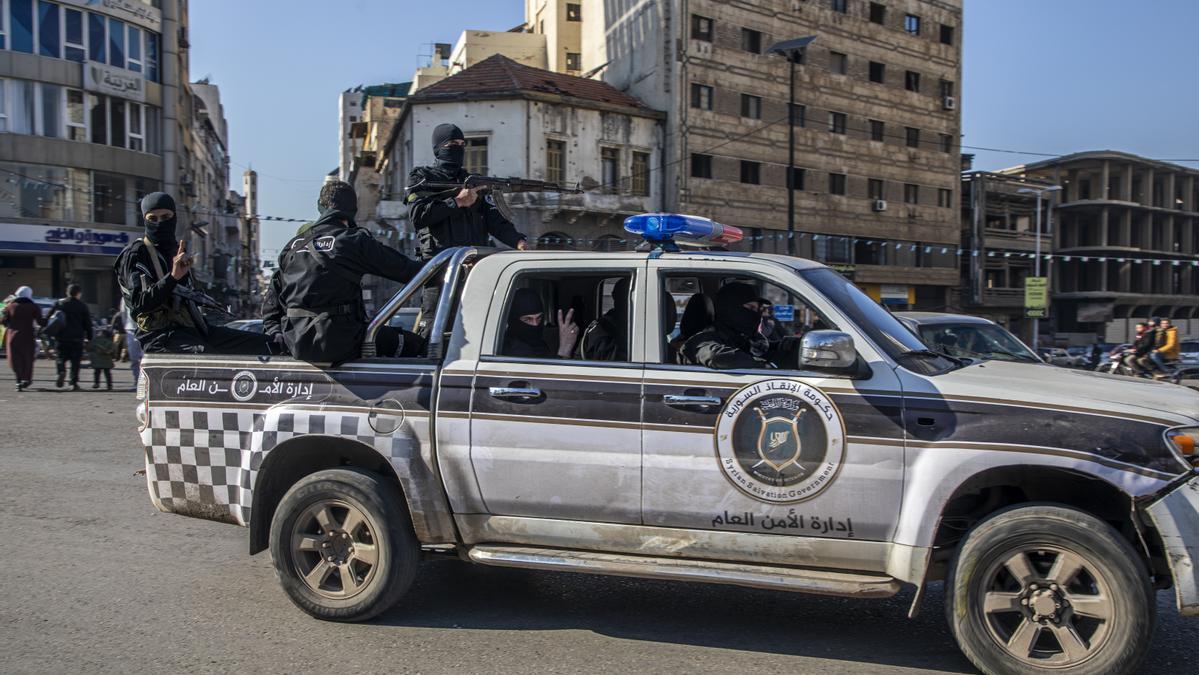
[407, 123, 527, 335]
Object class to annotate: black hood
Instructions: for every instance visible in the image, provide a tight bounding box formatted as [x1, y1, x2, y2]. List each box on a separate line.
[140, 192, 177, 250]
[507, 288, 546, 347]
[432, 123, 466, 171]
[714, 282, 760, 339]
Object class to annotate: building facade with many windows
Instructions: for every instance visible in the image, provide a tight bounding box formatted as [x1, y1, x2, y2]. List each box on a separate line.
[578, 0, 963, 309]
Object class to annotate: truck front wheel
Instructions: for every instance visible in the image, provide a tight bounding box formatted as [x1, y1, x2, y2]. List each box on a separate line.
[269, 468, 419, 622]
[945, 504, 1154, 675]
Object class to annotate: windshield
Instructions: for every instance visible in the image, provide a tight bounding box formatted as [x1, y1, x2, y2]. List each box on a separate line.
[802, 268, 960, 375]
[918, 323, 1039, 363]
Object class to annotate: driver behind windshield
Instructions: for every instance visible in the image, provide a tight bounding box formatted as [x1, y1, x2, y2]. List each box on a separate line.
[682, 283, 776, 370]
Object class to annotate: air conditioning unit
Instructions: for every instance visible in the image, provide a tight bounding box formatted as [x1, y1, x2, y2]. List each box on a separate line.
[942, 96, 956, 111]
[872, 199, 888, 212]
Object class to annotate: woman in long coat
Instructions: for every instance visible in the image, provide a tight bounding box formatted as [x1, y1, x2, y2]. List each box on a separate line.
[2, 286, 45, 391]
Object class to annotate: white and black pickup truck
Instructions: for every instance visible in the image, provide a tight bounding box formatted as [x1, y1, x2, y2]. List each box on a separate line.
[136, 223, 1199, 675]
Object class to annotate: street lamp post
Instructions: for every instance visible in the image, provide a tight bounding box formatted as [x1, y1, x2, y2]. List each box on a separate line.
[768, 36, 817, 257]
[1018, 185, 1062, 349]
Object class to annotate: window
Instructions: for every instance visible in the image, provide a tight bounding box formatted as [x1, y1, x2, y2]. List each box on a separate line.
[690, 83, 712, 110]
[829, 172, 847, 195]
[145, 105, 160, 154]
[741, 28, 761, 54]
[566, 3, 581, 21]
[10, 80, 34, 134]
[499, 272, 635, 360]
[93, 172, 128, 225]
[788, 167, 806, 191]
[868, 178, 885, 200]
[905, 70, 920, 92]
[631, 151, 650, 196]
[66, 89, 86, 141]
[740, 94, 761, 119]
[546, 139, 565, 184]
[869, 119, 885, 142]
[108, 97, 125, 148]
[905, 126, 919, 148]
[940, 23, 954, 45]
[11, 0, 34, 53]
[831, 0, 848, 13]
[88, 12, 105, 63]
[37, 1, 59, 58]
[739, 161, 760, 185]
[601, 147, 620, 194]
[108, 17, 125, 68]
[127, 25, 142, 73]
[691, 153, 712, 178]
[868, 61, 885, 83]
[128, 102, 144, 152]
[938, 188, 952, 208]
[869, 2, 886, 24]
[565, 52, 580, 71]
[464, 137, 488, 174]
[904, 183, 919, 204]
[691, 14, 713, 41]
[88, 93, 105, 144]
[939, 133, 952, 153]
[829, 50, 847, 75]
[904, 13, 921, 36]
[790, 103, 805, 127]
[39, 83, 60, 138]
[146, 32, 160, 82]
[64, 8, 85, 62]
[828, 111, 847, 134]
[939, 79, 954, 98]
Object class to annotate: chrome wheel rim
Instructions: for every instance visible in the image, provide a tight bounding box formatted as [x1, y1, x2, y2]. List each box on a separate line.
[290, 499, 380, 600]
[978, 545, 1114, 668]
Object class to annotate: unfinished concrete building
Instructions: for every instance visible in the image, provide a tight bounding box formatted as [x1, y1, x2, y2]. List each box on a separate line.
[999, 151, 1199, 343]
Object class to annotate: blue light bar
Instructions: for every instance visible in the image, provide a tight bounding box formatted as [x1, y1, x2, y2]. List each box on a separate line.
[623, 213, 744, 245]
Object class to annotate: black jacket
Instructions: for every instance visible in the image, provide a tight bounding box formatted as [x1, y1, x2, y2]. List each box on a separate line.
[406, 165, 525, 260]
[114, 238, 205, 349]
[50, 297, 92, 343]
[682, 324, 772, 370]
[1134, 330, 1157, 357]
[263, 212, 423, 364]
[578, 311, 627, 361]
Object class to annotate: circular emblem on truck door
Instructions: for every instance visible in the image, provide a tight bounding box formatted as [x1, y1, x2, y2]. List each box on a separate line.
[230, 370, 258, 402]
[714, 379, 846, 504]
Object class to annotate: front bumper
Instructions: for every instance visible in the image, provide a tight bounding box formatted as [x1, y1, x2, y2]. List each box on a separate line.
[1145, 473, 1199, 616]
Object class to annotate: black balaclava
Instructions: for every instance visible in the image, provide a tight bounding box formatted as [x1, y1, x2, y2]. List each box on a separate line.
[608, 278, 630, 322]
[140, 192, 178, 251]
[714, 282, 761, 340]
[507, 288, 546, 346]
[432, 123, 466, 170]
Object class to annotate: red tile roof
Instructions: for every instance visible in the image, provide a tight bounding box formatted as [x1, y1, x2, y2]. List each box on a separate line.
[411, 54, 651, 112]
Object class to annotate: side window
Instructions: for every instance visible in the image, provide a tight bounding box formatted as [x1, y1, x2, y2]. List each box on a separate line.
[496, 271, 636, 362]
[661, 272, 835, 370]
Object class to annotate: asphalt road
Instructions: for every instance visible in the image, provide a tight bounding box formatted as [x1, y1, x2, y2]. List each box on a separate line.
[2, 365, 1197, 674]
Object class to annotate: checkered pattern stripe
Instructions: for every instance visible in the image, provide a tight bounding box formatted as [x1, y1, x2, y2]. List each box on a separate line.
[143, 407, 392, 527]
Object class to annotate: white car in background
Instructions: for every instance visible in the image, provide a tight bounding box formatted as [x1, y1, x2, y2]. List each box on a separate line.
[895, 312, 1041, 364]
[1040, 347, 1086, 368]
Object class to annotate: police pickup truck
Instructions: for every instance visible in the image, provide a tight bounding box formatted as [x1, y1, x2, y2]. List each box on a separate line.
[137, 214, 1199, 675]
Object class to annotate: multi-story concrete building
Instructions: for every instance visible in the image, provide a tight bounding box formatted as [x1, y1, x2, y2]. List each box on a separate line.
[0, 0, 184, 314]
[959, 170, 1059, 342]
[998, 151, 1199, 343]
[338, 86, 365, 182]
[574, 0, 964, 309]
[525, 0, 582, 74]
[375, 54, 662, 258]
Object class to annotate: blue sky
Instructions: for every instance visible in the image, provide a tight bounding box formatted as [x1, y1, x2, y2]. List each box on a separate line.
[190, 1, 1199, 259]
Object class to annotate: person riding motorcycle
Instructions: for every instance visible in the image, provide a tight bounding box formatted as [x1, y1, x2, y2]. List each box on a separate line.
[1146, 317, 1181, 379]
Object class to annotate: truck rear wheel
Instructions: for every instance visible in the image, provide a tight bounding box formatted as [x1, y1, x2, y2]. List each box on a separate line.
[269, 468, 419, 622]
[945, 504, 1154, 675]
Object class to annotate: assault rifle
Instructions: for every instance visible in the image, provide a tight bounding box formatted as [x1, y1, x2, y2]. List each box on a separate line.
[174, 284, 233, 317]
[404, 175, 583, 221]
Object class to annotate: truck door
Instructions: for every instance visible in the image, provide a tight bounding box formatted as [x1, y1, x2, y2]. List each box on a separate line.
[465, 259, 647, 525]
[641, 257, 906, 563]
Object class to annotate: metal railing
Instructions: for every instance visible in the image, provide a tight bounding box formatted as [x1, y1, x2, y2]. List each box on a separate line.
[363, 246, 476, 357]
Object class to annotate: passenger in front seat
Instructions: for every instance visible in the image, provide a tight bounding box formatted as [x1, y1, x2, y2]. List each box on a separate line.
[681, 283, 774, 370]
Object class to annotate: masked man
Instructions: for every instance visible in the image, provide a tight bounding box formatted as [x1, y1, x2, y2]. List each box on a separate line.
[682, 283, 776, 370]
[262, 181, 424, 365]
[115, 192, 271, 354]
[407, 123, 528, 335]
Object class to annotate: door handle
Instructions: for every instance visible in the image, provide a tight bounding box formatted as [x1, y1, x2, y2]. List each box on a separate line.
[489, 387, 543, 401]
[663, 394, 723, 407]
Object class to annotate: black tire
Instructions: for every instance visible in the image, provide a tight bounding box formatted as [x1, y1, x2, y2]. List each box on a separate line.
[945, 504, 1154, 675]
[269, 467, 419, 622]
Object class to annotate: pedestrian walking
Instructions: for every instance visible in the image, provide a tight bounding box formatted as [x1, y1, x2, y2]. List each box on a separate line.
[88, 327, 117, 390]
[48, 283, 92, 390]
[1, 286, 45, 391]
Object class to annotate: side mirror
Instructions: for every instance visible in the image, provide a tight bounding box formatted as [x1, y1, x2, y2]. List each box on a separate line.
[800, 330, 856, 369]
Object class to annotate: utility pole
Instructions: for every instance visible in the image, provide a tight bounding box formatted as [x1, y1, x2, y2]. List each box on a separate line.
[767, 36, 817, 257]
